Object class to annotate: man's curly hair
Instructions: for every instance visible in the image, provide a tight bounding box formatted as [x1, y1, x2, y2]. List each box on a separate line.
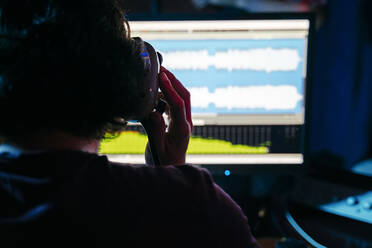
[0, 0, 145, 139]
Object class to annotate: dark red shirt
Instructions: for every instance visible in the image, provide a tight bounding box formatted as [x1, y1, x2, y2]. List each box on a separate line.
[0, 151, 260, 248]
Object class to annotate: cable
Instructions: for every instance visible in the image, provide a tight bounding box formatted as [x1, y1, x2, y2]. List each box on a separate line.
[285, 211, 327, 248]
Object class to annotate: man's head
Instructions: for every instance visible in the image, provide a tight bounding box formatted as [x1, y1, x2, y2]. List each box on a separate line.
[0, 0, 152, 140]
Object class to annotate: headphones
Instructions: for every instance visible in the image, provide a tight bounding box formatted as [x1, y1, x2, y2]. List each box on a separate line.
[131, 37, 164, 121]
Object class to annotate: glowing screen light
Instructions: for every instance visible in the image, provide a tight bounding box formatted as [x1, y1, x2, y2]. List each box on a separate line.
[130, 19, 310, 125]
[152, 39, 306, 116]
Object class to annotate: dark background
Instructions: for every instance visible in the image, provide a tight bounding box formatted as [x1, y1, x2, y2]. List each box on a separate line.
[119, 0, 372, 246]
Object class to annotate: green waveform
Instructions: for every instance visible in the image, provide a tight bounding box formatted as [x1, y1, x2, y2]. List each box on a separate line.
[99, 131, 268, 154]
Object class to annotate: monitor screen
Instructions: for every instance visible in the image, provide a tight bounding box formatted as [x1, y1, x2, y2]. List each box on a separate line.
[100, 16, 312, 165]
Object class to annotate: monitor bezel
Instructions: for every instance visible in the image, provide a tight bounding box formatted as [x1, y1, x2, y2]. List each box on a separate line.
[126, 12, 316, 167]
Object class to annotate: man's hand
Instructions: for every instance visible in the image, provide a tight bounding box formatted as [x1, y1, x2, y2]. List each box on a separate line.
[141, 67, 193, 166]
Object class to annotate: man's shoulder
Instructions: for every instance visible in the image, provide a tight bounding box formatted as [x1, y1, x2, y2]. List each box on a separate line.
[105, 160, 215, 196]
[53, 152, 217, 202]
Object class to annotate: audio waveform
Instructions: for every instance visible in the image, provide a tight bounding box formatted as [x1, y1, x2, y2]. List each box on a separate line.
[189, 85, 303, 110]
[99, 131, 268, 155]
[161, 48, 301, 72]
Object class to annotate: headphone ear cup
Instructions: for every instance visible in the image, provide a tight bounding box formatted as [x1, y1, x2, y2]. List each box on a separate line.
[128, 38, 159, 120]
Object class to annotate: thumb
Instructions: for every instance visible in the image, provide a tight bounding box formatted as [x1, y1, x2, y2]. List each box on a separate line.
[140, 111, 166, 157]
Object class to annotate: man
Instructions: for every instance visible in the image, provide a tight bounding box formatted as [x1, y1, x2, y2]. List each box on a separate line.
[0, 0, 260, 247]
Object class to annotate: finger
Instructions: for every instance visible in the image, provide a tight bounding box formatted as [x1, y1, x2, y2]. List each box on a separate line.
[158, 71, 187, 127]
[161, 67, 193, 131]
[161, 67, 189, 99]
[141, 111, 166, 143]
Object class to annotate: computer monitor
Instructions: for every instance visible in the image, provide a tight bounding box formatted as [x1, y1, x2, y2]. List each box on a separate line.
[100, 13, 314, 165]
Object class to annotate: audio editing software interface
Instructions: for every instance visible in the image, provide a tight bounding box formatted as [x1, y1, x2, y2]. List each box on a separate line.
[101, 18, 310, 165]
